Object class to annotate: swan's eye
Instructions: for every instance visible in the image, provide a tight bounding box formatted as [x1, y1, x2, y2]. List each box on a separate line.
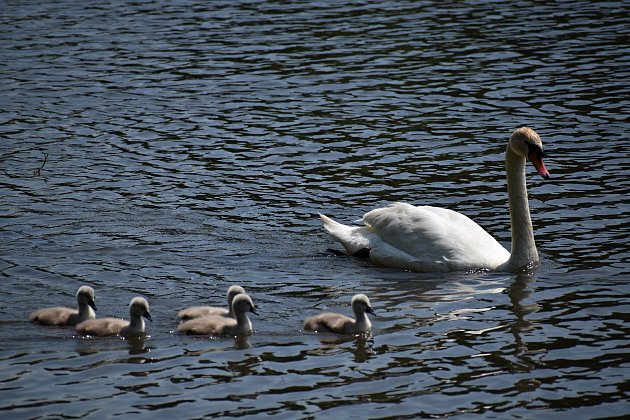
[526, 142, 545, 158]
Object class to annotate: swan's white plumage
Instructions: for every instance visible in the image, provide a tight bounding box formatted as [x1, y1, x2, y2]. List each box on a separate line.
[322, 204, 510, 272]
[320, 127, 549, 272]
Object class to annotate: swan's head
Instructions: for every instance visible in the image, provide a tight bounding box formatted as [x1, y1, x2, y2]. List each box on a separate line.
[232, 294, 258, 315]
[351, 294, 375, 316]
[226, 285, 245, 305]
[129, 297, 152, 322]
[77, 286, 97, 311]
[508, 127, 550, 179]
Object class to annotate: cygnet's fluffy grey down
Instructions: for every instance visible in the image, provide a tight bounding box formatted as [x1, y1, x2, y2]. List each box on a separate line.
[29, 285, 97, 327]
[303, 294, 375, 334]
[177, 294, 257, 336]
[76, 297, 152, 337]
[178, 285, 245, 321]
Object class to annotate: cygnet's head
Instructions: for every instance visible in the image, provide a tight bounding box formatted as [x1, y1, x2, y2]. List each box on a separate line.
[226, 285, 245, 304]
[77, 286, 97, 311]
[129, 297, 152, 322]
[508, 127, 549, 179]
[351, 294, 375, 315]
[231, 294, 257, 315]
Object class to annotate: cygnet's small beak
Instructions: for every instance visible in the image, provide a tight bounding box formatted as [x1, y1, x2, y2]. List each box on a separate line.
[250, 306, 259, 316]
[366, 306, 375, 316]
[89, 300, 97, 311]
[144, 311, 153, 322]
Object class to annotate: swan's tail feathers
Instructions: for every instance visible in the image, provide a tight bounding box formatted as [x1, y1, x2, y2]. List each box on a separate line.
[319, 213, 372, 255]
[319, 213, 355, 239]
[319, 213, 346, 232]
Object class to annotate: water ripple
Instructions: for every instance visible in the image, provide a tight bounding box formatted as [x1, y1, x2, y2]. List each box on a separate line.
[1, 0, 629, 418]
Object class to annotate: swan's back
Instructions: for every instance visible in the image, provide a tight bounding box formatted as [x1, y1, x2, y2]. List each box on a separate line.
[304, 313, 355, 334]
[76, 318, 128, 336]
[178, 306, 227, 321]
[30, 307, 77, 326]
[324, 202, 510, 272]
[177, 315, 238, 336]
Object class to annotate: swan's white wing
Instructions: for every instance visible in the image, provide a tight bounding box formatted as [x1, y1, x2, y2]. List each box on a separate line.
[320, 203, 510, 271]
[362, 203, 510, 271]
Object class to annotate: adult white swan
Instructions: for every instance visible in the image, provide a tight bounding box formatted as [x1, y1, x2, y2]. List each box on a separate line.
[320, 127, 550, 272]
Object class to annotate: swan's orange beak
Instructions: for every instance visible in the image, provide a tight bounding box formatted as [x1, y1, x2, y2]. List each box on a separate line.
[529, 151, 550, 179]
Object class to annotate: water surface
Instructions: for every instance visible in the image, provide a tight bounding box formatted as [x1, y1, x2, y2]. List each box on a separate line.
[1, 0, 629, 418]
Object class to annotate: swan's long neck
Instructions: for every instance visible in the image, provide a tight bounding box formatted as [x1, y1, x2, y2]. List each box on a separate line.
[236, 312, 252, 332]
[353, 311, 371, 332]
[128, 313, 145, 332]
[77, 301, 93, 318]
[504, 148, 538, 270]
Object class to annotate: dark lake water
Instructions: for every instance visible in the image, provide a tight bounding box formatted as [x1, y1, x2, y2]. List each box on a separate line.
[1, 0, 629, 418]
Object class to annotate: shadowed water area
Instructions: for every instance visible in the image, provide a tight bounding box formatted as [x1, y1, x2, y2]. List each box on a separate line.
[1, 0, 629, 418]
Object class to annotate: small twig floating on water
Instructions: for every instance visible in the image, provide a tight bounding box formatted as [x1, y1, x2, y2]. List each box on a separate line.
[33, 153, 48, 177]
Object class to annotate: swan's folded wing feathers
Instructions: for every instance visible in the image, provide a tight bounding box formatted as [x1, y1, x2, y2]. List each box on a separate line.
[325, 314, 352, 332]
[76, 318, 127, 336]
[368, 237, 448, 271]
[178, 315, 237, 335]
[364, 203, 509, 270]
[178, 306, 228, 320]
[306, 313, 351, 333]
[364, 203, 451, 254]
[30, 307, 74, 326]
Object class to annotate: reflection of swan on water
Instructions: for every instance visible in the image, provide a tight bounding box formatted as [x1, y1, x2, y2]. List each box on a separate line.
[74, 334, 150, 359]
[320, 127, 550, 272]
[508, 272, 540, 334]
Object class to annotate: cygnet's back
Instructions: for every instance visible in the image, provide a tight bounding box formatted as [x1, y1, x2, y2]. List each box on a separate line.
[29, 285, 97, 327]
[178, 285, 245, 321]
[177, 294, 257, 336]
[303, 294, 374, 334]
[76, 297, 152, 337]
